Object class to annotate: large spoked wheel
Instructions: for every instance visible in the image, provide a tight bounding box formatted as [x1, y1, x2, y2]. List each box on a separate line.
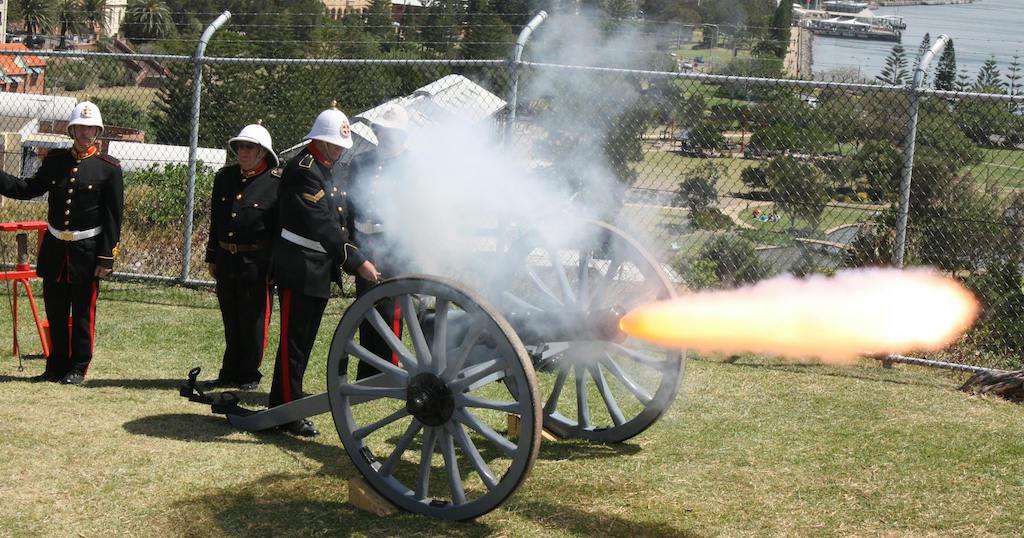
[327, 275, 542, 521]
[499, 218, 684, 443]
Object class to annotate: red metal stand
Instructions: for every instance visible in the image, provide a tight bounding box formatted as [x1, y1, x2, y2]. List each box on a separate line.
[0, 221, 50, 358]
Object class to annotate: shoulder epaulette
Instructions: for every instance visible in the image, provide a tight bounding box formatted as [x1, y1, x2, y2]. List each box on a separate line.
[299, 154, 314, 169]
[271, 167, 283, 178]
[97, 154, 121, 167]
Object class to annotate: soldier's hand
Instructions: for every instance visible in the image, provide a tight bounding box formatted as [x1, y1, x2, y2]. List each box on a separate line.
[94, 266, 112, 279]
[357, 261, 382, 284]
[208, 263, 217, 279]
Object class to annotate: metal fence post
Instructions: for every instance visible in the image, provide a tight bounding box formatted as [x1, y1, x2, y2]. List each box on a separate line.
[893, 34, 949, 268]
[505, 11, 548, 147]
[181, 11, 231, 283]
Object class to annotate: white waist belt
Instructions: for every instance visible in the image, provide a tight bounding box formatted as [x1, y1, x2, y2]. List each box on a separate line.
[281, 228, 326, 253]
[354, 220, 384, 235]
[48, 225, 101, 242]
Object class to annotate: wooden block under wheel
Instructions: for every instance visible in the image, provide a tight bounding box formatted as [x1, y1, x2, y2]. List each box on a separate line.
[348, 477, 398, 517]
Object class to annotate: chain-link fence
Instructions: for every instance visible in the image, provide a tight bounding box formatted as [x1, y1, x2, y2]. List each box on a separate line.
[0, 21, 1022, 368]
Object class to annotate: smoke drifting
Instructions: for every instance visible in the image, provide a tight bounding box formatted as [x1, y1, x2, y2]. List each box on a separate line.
[358, 13, 660, 290]
[619, 268, 980, 363]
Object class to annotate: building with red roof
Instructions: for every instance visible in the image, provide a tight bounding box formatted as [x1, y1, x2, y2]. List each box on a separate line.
[0, 44, 46, 94]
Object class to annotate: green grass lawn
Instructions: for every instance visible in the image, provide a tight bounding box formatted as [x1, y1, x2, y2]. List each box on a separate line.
[1, 282, 1022, 536]
[969, 147, 1024, 190]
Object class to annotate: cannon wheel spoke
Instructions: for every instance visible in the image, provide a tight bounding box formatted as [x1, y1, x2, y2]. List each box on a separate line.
[328, 276, 541, 520]
[416, 427, 437, 500]
[503, 219, 684, 443]
[590, 363, 626, 427]
[575, 364, 592, 430]
[440, 429, 467, 506]
[449, 422, 498, 491]
[379, 419, 423, 477]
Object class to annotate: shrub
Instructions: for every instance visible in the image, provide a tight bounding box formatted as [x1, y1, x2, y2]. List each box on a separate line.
[124, 162, 216, 230]
[49, 59, 99, 91]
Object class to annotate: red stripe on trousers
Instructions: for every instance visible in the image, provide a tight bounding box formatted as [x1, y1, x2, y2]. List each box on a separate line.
[260, 284, 271, 364]
[84, 279, 98, 374]
[279, 289, 292, 403]
[391, 302, 401, 365]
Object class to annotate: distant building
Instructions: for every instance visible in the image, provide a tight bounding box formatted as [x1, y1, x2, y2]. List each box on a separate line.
[104, 0, 129, 37]
[0, 1, 8, 45]
[0, 45, 46, 94]
[323, 0, 371, 20]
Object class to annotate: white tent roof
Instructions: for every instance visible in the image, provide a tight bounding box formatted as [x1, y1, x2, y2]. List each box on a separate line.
[0, 92, 77, 121]
[107, 141, 227, 173]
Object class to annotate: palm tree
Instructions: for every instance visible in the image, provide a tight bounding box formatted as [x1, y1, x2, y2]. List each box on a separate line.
[12, 0, 56, 43]
[82, 0, 108, 37]
[57, 0, 87, 49]
[124, 0, 173, 41]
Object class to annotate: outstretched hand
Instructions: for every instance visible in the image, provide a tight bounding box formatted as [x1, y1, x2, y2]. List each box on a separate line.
[357, 260, 382, 284]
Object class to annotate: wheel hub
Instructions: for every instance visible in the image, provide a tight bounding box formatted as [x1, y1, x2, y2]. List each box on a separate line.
[406, 373, 454, 426]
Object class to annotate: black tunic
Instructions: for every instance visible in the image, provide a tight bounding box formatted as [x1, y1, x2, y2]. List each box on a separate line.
[271, 146, 366, 298]
[0, 148, 123, 283]
[205, 163, 278, 282]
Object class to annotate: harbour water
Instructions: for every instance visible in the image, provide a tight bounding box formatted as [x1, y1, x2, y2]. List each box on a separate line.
[810, 0, 1024, 82]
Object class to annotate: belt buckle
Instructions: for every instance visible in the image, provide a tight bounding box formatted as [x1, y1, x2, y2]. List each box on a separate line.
[59, 231, 74, 241]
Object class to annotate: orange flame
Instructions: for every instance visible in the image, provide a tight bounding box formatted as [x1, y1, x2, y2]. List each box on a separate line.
[619, 268, 980, 364]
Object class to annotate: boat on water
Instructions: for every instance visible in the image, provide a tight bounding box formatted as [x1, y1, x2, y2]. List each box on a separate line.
[822, 1, 870, 13]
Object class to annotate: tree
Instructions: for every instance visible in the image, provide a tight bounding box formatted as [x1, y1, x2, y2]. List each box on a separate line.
[975, 55, 1006, 93]
[461, 0, 514, 60]
[676, 161, 722, 213]
[601, 0, 635, 19]
[934, 39, 957, 91]
[766, 0, 791, 59]
[365, 0, 395, 41]
[11, 0, 55, 42]
[57, 0, 87, 49]
[688, 235, 770, 289]
[764, 156, 830, 227]
[876, 44, 909, 85]
[1008, 55, 1022, 96]
[913, 32, 930, 85]
[124, 0, 174, 42]
[955, 68, 972, 92]
[420, 0, 465, 56]
[82, 0, 108, 36]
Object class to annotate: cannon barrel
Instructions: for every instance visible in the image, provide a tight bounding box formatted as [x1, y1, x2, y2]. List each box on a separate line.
[502, 306, 627, 344]
[422, 306, 627, 347]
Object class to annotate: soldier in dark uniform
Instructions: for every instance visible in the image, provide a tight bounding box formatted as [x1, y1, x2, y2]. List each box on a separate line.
[270, 107, 381, 437]
[0, 101, 123, 385]
[201, 123, 279, 391]
[350, 104, 411, 380]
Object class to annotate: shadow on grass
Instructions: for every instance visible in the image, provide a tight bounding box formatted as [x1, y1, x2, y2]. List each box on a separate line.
[513, 497, 704, 538]
[131, 415, 686, 537]
[84, 377, 188, 390]
[123, 412, 354, 476]
[726, 360, 951, 388]
[170, 473, 496, 538]
[168, 469, 694, 538]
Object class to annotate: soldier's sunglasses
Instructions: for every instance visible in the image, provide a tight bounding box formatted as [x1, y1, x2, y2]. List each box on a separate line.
[234, 142, 260, 150]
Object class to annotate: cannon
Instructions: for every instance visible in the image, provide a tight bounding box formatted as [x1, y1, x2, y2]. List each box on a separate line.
[182, 217, 683, 520]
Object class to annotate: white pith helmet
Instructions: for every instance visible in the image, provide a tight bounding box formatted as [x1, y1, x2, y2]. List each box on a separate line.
[66, 101, 103, 136]
[304, 106, 353, 149]
[370, 104, 410, 132]
[229, 123, 278, 167]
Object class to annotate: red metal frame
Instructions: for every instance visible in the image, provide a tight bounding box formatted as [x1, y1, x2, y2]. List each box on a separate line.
[0, 221, 50, 358]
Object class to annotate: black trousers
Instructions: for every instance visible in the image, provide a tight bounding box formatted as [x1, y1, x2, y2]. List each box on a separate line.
[215, 277, 271, 384]
[43, 278, 99, 378]
[268, 287, 327, 407]
[355, 275, 403, 380]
